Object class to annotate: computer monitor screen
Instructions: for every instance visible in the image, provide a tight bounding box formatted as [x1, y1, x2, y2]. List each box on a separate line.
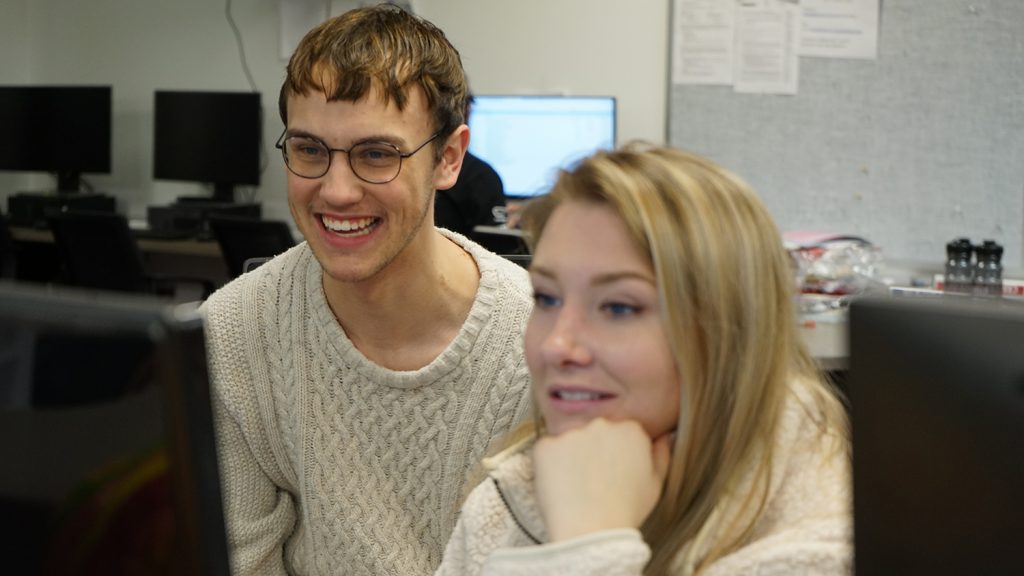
[848, 296, 1024, 576]
[153, 90, 262, 202]
[0, 283, 231, 575]
[467, 95, 616, 198]
[0, 85, 112, 192]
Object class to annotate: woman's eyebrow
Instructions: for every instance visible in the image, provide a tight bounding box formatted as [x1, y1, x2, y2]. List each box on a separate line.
[530, 265, 654, 286]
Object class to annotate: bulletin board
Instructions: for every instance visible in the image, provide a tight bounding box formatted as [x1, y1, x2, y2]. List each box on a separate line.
[668, 0, 1024, 268]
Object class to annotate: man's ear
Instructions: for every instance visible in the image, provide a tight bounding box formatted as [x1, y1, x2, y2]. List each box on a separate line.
[433, 124, 469, 191]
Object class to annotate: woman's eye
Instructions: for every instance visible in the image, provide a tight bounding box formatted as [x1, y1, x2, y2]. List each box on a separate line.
[602, 302, 640, 317]
[532, 291, 560, 309]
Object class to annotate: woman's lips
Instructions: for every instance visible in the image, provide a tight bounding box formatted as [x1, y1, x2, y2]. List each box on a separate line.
[546, 386, 616, 413]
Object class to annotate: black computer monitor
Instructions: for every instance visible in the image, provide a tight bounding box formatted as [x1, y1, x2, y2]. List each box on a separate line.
[0, 86, 112, 192]
[848, 295, 1024, 576]
[467, 95, 616, 198]
[153, 90, 262, 203]
[0, 282, 231, 575]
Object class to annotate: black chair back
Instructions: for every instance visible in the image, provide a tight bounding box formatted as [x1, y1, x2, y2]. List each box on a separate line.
[0, 211, 17, 279]
[208, 216, 295, 279]
[48, 211, 150, 293]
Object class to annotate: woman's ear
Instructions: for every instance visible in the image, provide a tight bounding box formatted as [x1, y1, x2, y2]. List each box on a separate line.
[433, 124, 469, 191]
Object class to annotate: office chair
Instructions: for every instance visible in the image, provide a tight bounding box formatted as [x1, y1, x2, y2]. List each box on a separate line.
[0, 211, 17, 279]
[242, 256, 272, 274]
[208, 215, 295, 279]
[47, 211, 214, 299]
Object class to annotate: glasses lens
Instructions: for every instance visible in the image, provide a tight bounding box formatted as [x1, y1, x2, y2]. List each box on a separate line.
[350, 142, 401, 183]
[284, 137, 330, 178]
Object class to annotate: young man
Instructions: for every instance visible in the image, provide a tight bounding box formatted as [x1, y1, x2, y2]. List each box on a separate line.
[201, 6, 533, 575]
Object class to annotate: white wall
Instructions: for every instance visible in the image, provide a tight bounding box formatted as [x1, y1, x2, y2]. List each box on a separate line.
[422, 1, 669, 146]
[0, 0, 32, 198]
[0, 0, 669, 223]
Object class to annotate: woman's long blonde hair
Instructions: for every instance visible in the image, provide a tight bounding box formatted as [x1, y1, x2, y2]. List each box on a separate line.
[522, 144, 848, 575]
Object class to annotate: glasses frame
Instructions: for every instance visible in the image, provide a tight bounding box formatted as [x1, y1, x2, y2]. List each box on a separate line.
[274, 130, 441, 184]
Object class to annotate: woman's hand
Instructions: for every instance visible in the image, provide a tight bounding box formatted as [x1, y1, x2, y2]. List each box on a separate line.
[533, 418, 672, 542]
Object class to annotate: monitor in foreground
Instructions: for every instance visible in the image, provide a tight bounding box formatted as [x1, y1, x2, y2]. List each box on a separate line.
[0, 283, 230, 575]
[848, 295, 1024, 576]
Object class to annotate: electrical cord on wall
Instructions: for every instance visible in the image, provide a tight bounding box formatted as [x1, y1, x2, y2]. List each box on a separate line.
[225, 0, 267, 201]
[224, 0, 258, 92]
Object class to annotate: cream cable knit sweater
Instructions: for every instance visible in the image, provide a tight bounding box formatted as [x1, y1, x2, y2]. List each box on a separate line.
[436, 385, 852, 576]
[202, 233, 533, 576]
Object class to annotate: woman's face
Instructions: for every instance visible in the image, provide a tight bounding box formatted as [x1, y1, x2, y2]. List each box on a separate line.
[525, 200, 681, 438]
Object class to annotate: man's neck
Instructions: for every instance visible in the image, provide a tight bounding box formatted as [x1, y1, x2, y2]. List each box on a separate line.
[322, 230, 480, 371]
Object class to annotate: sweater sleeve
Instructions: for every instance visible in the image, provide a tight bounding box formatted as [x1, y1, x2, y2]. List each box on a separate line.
[483, 530, 650, 576]
[202, 280, 299, 576]
[213, 392, 296, 575]
[436, 477, 649, 576]
[701, 519, 851, 576]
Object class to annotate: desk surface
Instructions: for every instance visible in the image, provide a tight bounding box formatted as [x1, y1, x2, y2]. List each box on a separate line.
[799, 315, 848, 371]
[473, 224, 524, 237]
[10, 225, 222, 258]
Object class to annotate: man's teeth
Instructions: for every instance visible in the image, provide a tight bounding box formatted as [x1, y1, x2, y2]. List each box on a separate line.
[322, 216, 375, 234]
[554, 390, 607, 401]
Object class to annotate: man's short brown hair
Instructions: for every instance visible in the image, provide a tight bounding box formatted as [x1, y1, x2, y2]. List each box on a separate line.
[279, 4, 468, 160]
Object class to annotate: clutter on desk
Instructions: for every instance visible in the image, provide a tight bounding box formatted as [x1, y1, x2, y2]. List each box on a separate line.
[784, 231, 883, 320]
[785, 231, 882, 294]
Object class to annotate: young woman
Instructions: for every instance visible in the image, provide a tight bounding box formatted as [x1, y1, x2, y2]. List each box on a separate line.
[436, 144, 851, 576]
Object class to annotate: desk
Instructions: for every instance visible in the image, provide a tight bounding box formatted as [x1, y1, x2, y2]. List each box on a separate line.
[470, 224, 528, 254]
[472, 224, 524, 238]
[9, 226, 230, 288]
[799, 314, 848, 371]
[11, 226, 222, 257]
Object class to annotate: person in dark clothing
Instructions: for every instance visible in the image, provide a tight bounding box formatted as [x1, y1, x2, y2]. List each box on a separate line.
[434, 96, 507, 237]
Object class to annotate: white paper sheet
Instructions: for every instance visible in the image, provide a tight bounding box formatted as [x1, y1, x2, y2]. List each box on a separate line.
[672, 0, 736, 85]
[734, 1, 800, 95]
[800, 0, 879, 59]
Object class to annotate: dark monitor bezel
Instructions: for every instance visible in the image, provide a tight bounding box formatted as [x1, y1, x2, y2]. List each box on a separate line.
[153, 90, 262, 203]
[0, 85, 113, 192]
[848, 295, 1024, 576]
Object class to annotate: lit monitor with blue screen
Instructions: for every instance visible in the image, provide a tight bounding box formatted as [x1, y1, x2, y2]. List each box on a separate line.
[467, 95, 616, 199]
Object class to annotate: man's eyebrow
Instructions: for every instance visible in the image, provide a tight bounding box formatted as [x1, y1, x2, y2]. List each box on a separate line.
[284, 128, 311, 137]
[283, 128, 323, 141]
[352, 133, 406, 146]
[283, 129, 406, 147]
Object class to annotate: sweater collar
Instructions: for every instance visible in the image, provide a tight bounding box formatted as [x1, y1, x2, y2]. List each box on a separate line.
[305, 233, 510, 389]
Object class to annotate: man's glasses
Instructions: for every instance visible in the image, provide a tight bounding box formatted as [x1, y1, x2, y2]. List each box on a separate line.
[275, 131, 440, 184]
